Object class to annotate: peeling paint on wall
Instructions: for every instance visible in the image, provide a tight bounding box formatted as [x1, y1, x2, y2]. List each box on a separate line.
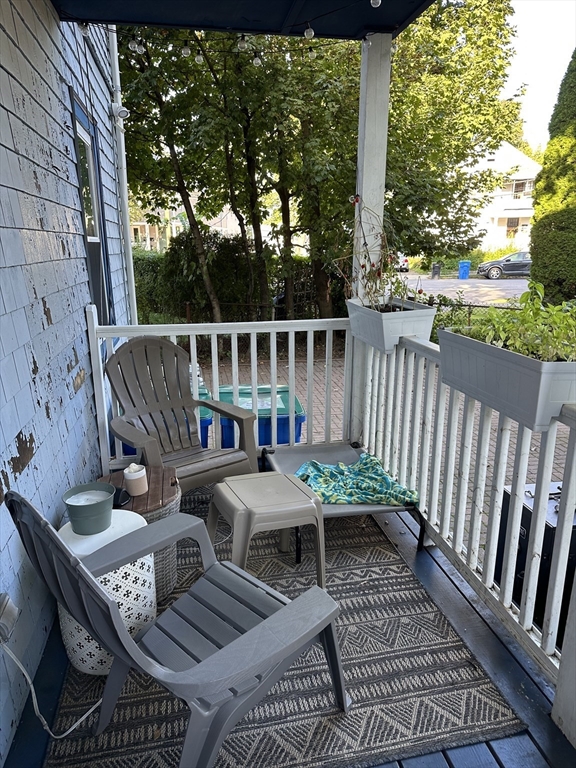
[7, 432, 36, 477]
[72, 369, 86, 392]
[66, 347, 79, 373]
[42, 297, 53, 326]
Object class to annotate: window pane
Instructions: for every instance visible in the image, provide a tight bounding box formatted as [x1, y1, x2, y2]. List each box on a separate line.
[77, 138, 98, 238]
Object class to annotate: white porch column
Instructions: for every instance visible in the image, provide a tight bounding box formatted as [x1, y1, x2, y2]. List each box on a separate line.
[349, 34, 392, 443]
[354, 33, 392, 299]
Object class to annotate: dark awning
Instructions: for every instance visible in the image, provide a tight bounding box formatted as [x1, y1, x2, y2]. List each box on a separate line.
[51, 0, 436, 40]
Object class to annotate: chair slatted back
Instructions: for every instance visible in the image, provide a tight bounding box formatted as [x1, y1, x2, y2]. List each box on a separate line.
[6, 493, 136, 664]
[106, 337, 201, 455]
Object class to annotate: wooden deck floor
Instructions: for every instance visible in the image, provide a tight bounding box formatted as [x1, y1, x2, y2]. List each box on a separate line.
[6, 510, 575, 768]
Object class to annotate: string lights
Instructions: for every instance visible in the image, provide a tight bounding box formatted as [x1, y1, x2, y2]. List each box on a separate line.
[370, 0, 382, 7]
[120, 24, 368, 69]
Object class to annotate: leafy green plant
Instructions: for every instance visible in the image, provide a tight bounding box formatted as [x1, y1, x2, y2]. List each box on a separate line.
[453, 282, 576, 362]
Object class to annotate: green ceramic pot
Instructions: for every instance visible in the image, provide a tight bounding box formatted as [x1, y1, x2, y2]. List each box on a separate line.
[63, 482, 115, 535]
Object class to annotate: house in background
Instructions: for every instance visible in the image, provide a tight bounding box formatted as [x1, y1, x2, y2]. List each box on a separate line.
[0, 0, 133, 758]
[131, 208, 186, 252]
[475, 141, 542, 251]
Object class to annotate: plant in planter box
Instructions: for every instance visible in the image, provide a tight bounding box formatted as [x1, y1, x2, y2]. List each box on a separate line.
[339, 224, 436, 353]
[437, 282, 576, 431]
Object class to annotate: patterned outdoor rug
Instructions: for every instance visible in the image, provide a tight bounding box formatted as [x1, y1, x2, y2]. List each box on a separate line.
[44, 487, 524, 768]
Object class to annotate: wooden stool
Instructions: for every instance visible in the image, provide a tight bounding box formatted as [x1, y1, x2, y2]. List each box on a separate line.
[99, 466, 181, 602]
[207, 472, 326, 587]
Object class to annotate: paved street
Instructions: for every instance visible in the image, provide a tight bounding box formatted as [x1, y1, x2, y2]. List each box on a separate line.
[406, 275, 528, 305]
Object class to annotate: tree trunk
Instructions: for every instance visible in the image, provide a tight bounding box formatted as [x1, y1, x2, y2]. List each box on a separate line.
[307, 181, 333, 319]
[224, 142, 257, 320]
[277, 184, 294, 319]
[168, 144, 222, 323]
[241, 115, 271, 319]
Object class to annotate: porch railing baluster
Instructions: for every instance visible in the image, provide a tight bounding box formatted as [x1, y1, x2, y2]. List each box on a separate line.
[541, 426, 576, 654]
[408, 353, 425, 493]
[500, 426, 532, 608]
[382, 346, 396, 471]
[390, 346, 405, 478]
[211, 334, 221, 449]
[439, 388, 460, 540]
[467, 403, 493, 570]
[520, 422, 558, 630]
[288, 331, 296, 445]
[453, 395, 476, 555]
[482, 414, 513, 589]
[418, 359, 436, 514]
[306, 330, 314, 444]
[324, 330, 333, 444]
[270, 332, 278, 447]
[428, 374, 447, 529]
[374, 352, 386, 460]
[398, 350, 414, 486]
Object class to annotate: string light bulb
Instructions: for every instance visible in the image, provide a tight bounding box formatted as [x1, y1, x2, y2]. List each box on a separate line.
[238, 34, 248, 51]
[253, 53, 262, 66]
[195, 50, 203, 64]
[370, 0, 382, 7]
[308, 47, 317, 60]
[363, 36, 372, 48]
[128, 39, 138, 52]
[181, 41, 191, 57]
[304, 24, 314, 39]
[136, 41, 145, 54]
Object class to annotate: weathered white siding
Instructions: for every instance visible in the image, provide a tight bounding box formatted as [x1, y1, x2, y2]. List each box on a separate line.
[0, 1, 129, 760]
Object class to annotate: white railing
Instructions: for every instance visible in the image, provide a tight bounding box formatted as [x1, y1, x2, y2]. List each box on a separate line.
[355, 335, 575, 683]
[87, 305, 575, 685]
[86, 305, 353, 474]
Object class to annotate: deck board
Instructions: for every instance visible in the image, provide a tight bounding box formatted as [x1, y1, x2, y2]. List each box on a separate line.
[446, 741, 501, 767]
[490, 733, 550, 767]
[401, 752, 450, 767]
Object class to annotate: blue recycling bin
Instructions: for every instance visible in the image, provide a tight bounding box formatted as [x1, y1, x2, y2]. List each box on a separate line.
[218, 385, 306, 447]
[196, 386, 213, 448]
[458, 260, 471, 279]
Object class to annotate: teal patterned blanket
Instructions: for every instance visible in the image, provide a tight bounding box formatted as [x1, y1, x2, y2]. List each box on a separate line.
[294, 452, 419, 506]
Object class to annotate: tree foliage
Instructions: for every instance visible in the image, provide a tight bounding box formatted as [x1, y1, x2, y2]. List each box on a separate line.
[530, 48, 576, 303]
[120, 0, 521, 318]
[387, 0, 519, 265]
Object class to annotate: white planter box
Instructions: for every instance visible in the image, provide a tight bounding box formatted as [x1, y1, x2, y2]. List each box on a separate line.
[346, 297, 436, 353]
[438, 329, 576, 432]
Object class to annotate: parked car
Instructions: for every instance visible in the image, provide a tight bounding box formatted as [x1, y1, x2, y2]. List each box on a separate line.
[394, 253, 409, 272]
[477, 251, 531, 280]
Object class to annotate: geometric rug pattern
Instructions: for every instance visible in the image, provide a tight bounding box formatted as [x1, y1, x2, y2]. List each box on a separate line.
[44, 489, 524, 768]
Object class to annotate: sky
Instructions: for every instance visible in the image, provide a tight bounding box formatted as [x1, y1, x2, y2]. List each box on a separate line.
[504, 0, 576, 150]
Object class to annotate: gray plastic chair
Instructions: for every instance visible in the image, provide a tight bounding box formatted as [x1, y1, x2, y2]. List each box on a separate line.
[6, 492, 350, 768]
[105, 337, 258, 492]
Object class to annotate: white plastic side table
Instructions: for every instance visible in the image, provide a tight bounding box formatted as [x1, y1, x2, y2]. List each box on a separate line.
[57, 509, 157, 675]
